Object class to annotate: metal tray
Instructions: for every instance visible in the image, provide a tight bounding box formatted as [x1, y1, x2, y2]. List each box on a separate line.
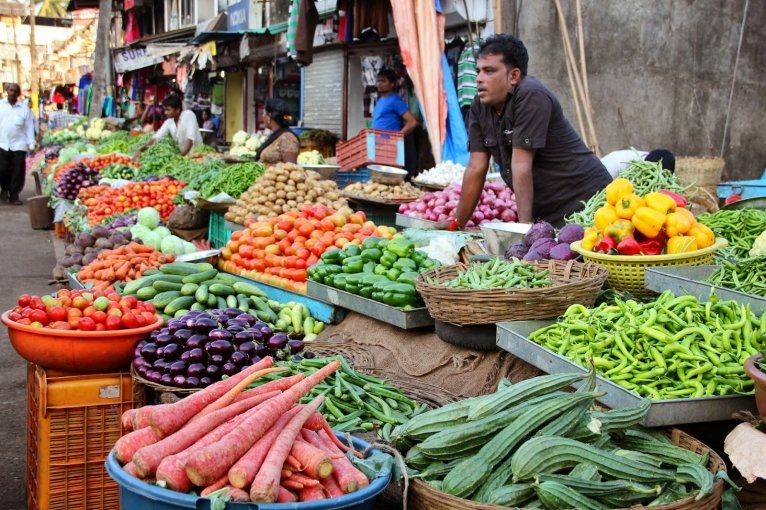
[67, 269, 85, 290]
[222, 272, 346, 325]
[224, 219, 245, 232]
[645, 265, 766, 316]
[496, 321, 756, 426]
[307, 280, 433, 330]
[395, 213, 438, 230]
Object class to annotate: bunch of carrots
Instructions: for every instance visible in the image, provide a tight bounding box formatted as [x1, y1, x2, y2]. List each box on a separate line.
[77, 242, 173, 290]
[114, 357, 373, 503]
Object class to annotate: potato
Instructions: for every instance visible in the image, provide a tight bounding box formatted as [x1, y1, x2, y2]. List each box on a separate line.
[275, 198, 286, 206]
[326, 192, 339, 201]
[287, 199, 297, 208]
[268, 193, 277, 202]
[276, 190, 287, 199]
[286, 191, 297, 200]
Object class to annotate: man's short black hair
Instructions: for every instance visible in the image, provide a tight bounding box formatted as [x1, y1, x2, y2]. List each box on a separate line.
[478, 34, 529, 76]
[377, 68, 398, 84]
[56, 103, 64, 111]
[161, 94, 183, 110]
[645, 149, 676, 173]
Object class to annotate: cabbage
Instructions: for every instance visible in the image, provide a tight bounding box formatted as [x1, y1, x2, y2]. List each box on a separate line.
[504, 241, 529, 260]
[140, 231, 162, 250]
[550, 243, 577, 260]
[137, 207, 161, 229]
[297, 150, 325, 166]
[160, 235, 186, 255]
[523, 221, 556, 247]
[130, 224, 150, 238]
[558, 224, 585, 245]
[232, 131, 250, 146]
[529, 238, 557, 259]
[153, 226, 171, 239]
[183, 241, 196, 254]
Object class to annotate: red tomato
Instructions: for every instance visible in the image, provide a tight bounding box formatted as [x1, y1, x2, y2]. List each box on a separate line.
[49, 306, 67, 322]
[29, 309, 49, 326]
[17, 294, 31, 307]
[121, 313, 139, 329]
[105, 315, 122, 330]
[91, 311, 107, 324]
[78, 317, 96, 331]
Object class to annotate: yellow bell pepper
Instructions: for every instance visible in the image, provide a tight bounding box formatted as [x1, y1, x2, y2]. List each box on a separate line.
[594, 204, 619, 231]
[605, 178, 634, 206]
[674, 207, 697, 227]
[581, 227, 600, 251]
[615, 194, 646, 220]
[667, 236, 699, 254]
[688, 224, 716, 249]
[632, 207, 666, 238]
[664, 211, 693, 238]
[644, 192, 677, 215]
[604, 220, 635, 242]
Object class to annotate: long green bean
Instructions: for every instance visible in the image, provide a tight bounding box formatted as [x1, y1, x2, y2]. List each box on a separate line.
[707, 256, 766, 297]
[432, 258, 551, 289]
[566, 160, 688, 227]
[698, 209, 766, 260]
[528, 290, 761, 399]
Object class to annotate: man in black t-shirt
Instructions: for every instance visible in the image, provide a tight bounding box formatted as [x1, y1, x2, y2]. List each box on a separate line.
[435, 34, 611, 229]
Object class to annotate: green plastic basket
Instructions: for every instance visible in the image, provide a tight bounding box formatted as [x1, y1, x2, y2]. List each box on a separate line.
[207, 211, 232, 249]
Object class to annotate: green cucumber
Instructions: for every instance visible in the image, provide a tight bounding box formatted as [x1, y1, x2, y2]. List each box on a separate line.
[159, 262, 205, 276]
[216, 296, 227, 309]
[209, 283, 235, 296]
[190, 302, 207, 311]
[174, 309, 190, 318]
[180, 282, 199, 296]
[165, 296, 196, 316]
[181, 268, 219, 284]
[226, 295, 238, 308]
[232, 281, 267, 298]
[207, 293, 218, 307]
[136, 287, 159, 300]
[122, 273, 167, 295]
[213, 272, 238, 285]
[152, 280, 184, 292]
[152, 291, 182, 310]
[195, 284, 209, 304]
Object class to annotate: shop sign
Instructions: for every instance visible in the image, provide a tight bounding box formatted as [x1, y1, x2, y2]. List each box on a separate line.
[227, 0, 249, 31]
[113, 47, 165, 73]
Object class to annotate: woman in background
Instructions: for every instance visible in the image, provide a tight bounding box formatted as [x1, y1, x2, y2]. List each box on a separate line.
[255, 99, 300, 164]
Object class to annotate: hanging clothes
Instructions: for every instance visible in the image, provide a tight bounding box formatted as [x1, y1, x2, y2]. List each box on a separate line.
[352, 0, 389, 41]
[286, 0, 300, 60]
[457, 41, 479, 109]
[295, 0, 319, 65]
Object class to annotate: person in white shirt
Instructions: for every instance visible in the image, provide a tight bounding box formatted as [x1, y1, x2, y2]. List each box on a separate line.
[134, 95, 202, 157]
[601, 148, 676, 179]
[0, 83, 36, 205]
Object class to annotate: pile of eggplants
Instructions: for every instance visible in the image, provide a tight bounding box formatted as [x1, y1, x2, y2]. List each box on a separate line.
[132, 308, 313, 389]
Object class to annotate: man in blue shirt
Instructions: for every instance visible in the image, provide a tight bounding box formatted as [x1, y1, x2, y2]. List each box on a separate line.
[371, 69, 418, 136]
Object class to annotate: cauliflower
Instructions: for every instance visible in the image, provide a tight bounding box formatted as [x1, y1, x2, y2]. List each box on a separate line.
[749, 230, 766, 257]
[244, 136, 262, 151]
[91, 118, 106, 130]
[230, 146, 255, 158]
[297, 150, 325, 166]
[232, 131, 250, 146]
[85, 127, 101, 140]
[99, 129, 113, 139]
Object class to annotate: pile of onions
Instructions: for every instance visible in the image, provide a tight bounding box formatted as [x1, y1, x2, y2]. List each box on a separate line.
[399, 181, 517, 227]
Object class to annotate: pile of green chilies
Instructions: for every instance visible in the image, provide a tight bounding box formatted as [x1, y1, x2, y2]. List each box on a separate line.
[697, 208, 766, 260]
[249, 355, 427, 438]
[434, 258, 551, 290]
[528, 290, 763, 399]
[707, 256, 766, 297]
[199, 161, 266, 199]
[566, 160, 688, 227]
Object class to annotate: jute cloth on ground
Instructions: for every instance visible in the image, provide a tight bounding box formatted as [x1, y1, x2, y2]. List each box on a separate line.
[313, 312, 542, 398]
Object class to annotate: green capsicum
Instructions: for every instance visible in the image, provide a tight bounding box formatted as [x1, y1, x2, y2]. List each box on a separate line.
[321, 248, 343, 264]
[393, 257, 417, 272]
[386, 267, 401, 281]
[342, 244, 361, 258]
[419, 258, 439, 270]
[362, 274, 390, 286]
[397, 271, 419, 286]
[332, 273, 348, 290]
[411, 250, 428, 265]
[362, 261, 376, 273]
[342, 255, 365, 273]
[361, 248, 383, 262]
[379, 250, 398, 268]
[373, 264, 388, 276]
[382, 283, 418, 307]
[387, 234, 414, 258]
[362, 237, 383, 250]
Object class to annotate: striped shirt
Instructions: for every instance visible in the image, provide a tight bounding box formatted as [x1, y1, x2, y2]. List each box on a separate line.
[457, 42, 479, 108]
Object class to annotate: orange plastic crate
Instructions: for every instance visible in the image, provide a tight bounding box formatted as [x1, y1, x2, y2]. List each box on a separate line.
[336, 128, 404, 170]
[26, 363, 136, 510]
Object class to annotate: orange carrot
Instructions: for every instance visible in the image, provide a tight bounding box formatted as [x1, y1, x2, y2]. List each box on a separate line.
[220, 487, 250, 502]
[149, 357, 274, 438]
[227, 406, 303, 489]
[249, 395, 325, 502]
[122, 409, 136, 432]
[191, 367, 287, 422]
[285, 454, 301, 470]
[285, 473, 321, 487]
[281, 468, 293, 479]
[277, 486, 297, 503]
[298, 485, 326, 501]
[155, 390, 280, 492]
[282, 479, 303, 491]
[200, 475, 229, 497]
[289, 439, 333, 479]
[320, 472, 345, 498]
[185, 360, 340, 488]
[133, 405, 165, 430]
[113, 427, 160, 464]
[133, 392, 269, 478]
[232, 374, 305, 403]
[316, 429, 369, 493]
[304, 412, 361, 458]
[123, 462, 141, 478]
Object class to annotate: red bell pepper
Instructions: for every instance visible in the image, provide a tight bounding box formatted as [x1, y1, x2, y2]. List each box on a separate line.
[593, 235, 617, 254]
[659, 189, 687, 208]
[637, 238, 664, 255]
[616, 236, 642, 256]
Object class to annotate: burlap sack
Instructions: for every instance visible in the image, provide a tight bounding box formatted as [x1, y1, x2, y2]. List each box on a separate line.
[167, 205, 209, 230]
[312, 313, 541, 397]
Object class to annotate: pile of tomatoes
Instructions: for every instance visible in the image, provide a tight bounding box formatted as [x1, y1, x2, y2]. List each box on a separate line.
[78, 178, 185, 225]
[219, 204, 396, 293]
[8, 289, 157, 331]
[53, 154, 139, 181]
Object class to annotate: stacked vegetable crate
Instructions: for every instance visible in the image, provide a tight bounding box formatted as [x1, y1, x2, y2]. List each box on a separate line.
[336, 129, 404, 170]
[207, 211, 233, 249]
[26, 364, 136, 510]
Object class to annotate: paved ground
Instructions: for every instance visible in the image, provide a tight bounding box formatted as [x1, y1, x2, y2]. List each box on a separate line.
[0, 178, 58, 510]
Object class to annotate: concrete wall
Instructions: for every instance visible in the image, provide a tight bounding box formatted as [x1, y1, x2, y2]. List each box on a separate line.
[500, 0, 765, 181]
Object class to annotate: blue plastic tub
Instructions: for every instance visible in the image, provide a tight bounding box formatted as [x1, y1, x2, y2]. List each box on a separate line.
[105, 435, 391, 510]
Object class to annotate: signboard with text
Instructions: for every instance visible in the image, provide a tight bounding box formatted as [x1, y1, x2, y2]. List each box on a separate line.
[227, 0, 248, 31]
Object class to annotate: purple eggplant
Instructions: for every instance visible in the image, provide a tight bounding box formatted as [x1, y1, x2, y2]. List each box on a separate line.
[199, 377, 212, 387]
[250, 329, 264, 342]
[155, 347, 165, 359]
[187, 348, 207, 364]
[303, 351, 316, 360]
[166, 319, 185, 334]
[252, 342, 268, 358]
[145, 370, 163, 383]
[291, 354, 303, 362]
[226, 319, 249, 329]
[137, 365, 149, 378]
[208, 328, 233, 342]
[205, 364, 221, 380]
[162, 343, 181, 360]
[230, 351, 250, 367]
[137, 339, 148, 349]
[221, 363, 239, 377]
[236, 313, 257, 326]
[133, 345, 144, 358]
[210, 354, 224, 365]
[226, 326, 245, 334]
[259, 325, 273, 339]
[187, 363, 207, 379]
[186, 334, 208, 350]
[186, 376, 201, 388]
[160, 373, 174, 385]
[140, 343, 158, 359]
[238, 341, 256, 356]
[153, 359, 169, 371]
[286, 339, 305, 354]
[173, 329, 194, 342]
[254, 320, 268, 329]
[179, 350, 192, 363]
[233, 331, 254, 345]
[192, 317, 218, 334]
[172, 375, 187, 388]
[207, 339, 234, 356]
[168, 360, 187, 376]
[225, 308, 243, 318]
[154, 332, 174, 347]
[267, 333, 289, 351]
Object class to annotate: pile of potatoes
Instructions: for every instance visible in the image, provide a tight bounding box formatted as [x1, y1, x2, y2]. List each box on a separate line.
[225, 163, 348, 224]
[343, 180, 423, 201]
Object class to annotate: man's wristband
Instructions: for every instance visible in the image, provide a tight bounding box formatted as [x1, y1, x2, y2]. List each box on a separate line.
[449, 218, 460, 231]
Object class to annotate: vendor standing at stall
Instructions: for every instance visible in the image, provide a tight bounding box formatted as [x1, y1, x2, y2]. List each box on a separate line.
[436, 35, 611, 229]
[134, 95, 202, 157]
[255, 99, 300, 164]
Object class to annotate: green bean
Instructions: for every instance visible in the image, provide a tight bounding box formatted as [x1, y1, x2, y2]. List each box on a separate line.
[437, 258, 552, 290]
[707, 255, 766, 297]
[527, 290, 759, 399]
[698, 209, 766, 260]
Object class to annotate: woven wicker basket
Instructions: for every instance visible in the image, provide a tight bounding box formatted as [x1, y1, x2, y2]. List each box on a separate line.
[676, 156, 726, 188]
[415, 259, 609, 325]
[407, 428, 725, 510]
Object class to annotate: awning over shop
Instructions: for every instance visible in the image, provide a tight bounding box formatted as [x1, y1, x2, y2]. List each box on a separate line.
[113, 44, 187, 73]
[192, 20, 288, 45]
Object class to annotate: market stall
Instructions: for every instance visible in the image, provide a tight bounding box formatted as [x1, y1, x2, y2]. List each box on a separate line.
[7, 128, 766, 510]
